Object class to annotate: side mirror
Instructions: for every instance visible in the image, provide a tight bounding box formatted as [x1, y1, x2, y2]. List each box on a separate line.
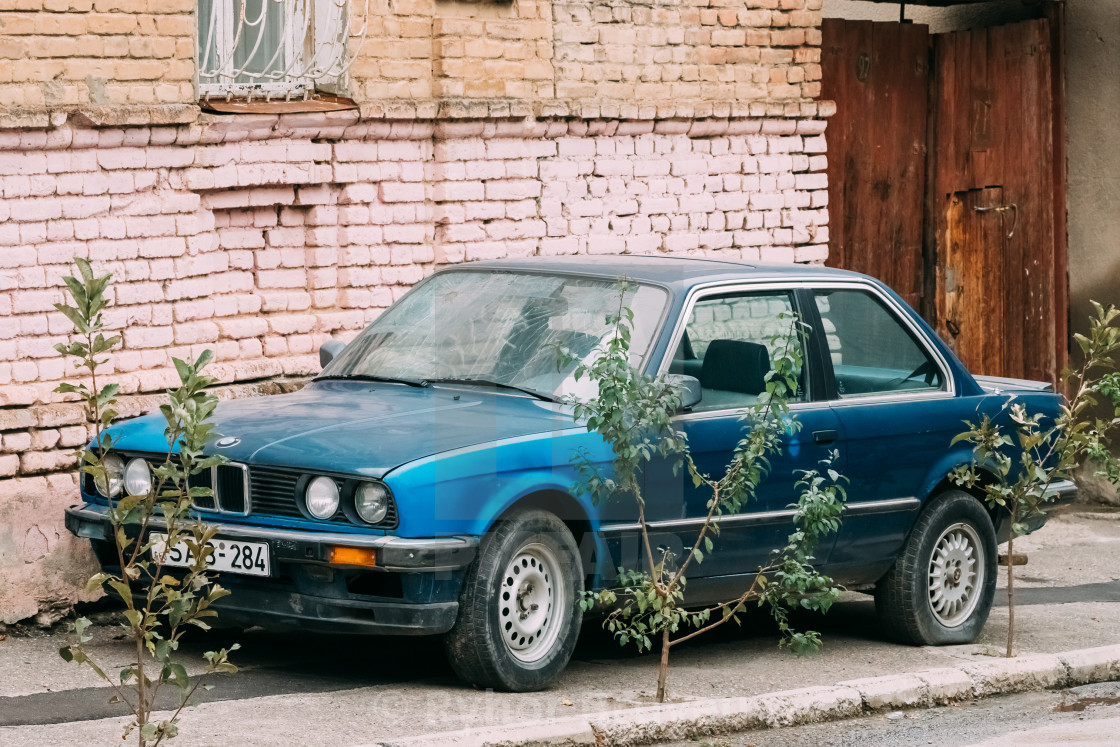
[665, 374, 702, 410]
[319, 339, 346, 369]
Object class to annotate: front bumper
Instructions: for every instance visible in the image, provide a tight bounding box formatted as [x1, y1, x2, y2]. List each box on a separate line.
[65, 503, 478, 635]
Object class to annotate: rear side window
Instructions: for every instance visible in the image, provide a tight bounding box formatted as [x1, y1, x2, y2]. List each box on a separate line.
[815, 289, 946, 399]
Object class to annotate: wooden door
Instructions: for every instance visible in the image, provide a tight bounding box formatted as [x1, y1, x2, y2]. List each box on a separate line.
[821, 19, 930, 311]
[929, 19, 1063, 382]
[822, 16, 1067, 384]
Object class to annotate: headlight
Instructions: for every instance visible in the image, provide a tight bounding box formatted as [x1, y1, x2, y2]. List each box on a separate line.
[95, 453, 125, 498]
[354, 482, 390, 524]
[123, 458, 152, 496]
[305, 476, 339, 519]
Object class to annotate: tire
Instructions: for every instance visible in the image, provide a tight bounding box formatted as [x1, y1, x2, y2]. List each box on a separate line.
[874, 490, 997, 645]
[444, 509, 583, 691]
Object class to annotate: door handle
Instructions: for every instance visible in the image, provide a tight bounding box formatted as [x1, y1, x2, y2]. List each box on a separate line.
[973, 203, 1018, 239]
[813, 429, 839, 444]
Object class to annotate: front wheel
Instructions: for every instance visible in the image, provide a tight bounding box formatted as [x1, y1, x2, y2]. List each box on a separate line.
[875, 490, 997, 645]
[444, 509, 582, 691]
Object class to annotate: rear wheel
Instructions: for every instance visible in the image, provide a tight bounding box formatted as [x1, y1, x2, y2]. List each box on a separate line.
[444, 509, 582, 691]
[875, 490, 997, 645]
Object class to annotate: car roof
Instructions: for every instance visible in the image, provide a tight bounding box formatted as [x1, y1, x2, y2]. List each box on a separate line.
[457, 255, 870, 290]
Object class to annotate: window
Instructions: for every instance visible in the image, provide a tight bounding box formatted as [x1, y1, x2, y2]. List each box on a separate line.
[815, 289, 946, 399]
[669, 291, 805, 412]
[198, 0, 359, 99]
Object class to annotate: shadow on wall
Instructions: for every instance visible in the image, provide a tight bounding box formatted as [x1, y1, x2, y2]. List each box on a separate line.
[822, 0, 1042, 32]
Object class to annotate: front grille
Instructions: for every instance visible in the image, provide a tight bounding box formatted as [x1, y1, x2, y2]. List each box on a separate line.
[94, 452, 397, 528]
[213, 463, 248, 515]
[188, 466, 215, 509]
[249, 467, 302, 519]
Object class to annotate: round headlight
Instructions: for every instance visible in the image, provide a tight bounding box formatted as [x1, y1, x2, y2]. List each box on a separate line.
[305, 476, 339, 519]
[355, 482, 390, 524]
[96, 453, 125, 498]
[123, 458, 152, 496]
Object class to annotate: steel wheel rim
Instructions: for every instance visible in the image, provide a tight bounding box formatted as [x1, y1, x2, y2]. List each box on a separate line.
[927, 521, 984, 627]
[498, 542, 567, 663]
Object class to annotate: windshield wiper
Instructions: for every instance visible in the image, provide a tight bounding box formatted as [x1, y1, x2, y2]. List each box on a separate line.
[315, 373, 431, 388]
[425, 377, 556, 403]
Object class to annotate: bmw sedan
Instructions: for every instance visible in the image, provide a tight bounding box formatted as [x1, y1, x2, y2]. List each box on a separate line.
[65, 256, 1075, 691]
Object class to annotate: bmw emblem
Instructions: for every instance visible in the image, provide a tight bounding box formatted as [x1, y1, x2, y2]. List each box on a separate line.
[216, 437, 241, 449]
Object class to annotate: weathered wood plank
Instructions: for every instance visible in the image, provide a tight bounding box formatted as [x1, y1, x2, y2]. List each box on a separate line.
[930, 18, 1058, 381]
[822, 19, 929, 310]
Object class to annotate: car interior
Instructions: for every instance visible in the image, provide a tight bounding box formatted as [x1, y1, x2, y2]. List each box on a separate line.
[669, 331, 786, 410]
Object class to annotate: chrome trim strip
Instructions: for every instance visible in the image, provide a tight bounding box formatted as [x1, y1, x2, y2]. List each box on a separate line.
[672, 400, 834, 423]
[843, 497, 921, 515]
[600, 508, 799, 534]
[66, 503, 477, 552]
[828, 392, 956, 406]
[654, 278, 956, 414]
[598, 497, 922, 534]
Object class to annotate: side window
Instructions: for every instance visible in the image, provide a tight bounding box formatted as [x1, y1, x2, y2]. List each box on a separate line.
[669, 291, 805, 412]
[815, 289, 946, 398]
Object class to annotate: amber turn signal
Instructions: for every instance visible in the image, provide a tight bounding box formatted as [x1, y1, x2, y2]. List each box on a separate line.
[327, 545, 377, 568]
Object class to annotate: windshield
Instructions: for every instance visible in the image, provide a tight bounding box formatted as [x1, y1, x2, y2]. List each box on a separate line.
[319, 270, 670, 400]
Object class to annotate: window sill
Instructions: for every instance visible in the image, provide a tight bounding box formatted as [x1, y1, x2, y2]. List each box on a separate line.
[199, 93, 359, 115]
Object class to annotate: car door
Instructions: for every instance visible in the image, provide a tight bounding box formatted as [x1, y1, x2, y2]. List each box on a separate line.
[811, 284, 979, 576]
[633, 285, 844, 587]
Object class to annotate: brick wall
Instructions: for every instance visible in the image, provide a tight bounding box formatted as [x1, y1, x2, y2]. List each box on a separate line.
[0, 111, 829, 622]
[2, 0, 825, 125]
[352, 0, 826, 119]
[551, 0, 822, 119]
[0, 0, 197, 128]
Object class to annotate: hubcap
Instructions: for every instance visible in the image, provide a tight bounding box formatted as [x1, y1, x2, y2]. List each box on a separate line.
[927, 522, 984, 627]
[499, 542, 568, 663]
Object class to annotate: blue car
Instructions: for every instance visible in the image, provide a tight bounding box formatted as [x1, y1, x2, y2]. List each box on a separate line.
[65, 256, 1075, 691]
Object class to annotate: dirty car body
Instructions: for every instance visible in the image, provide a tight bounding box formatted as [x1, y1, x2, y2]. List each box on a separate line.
[65, 256, 1076, 690]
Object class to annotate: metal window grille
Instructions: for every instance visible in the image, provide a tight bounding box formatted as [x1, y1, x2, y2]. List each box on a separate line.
[197, 0, 370, 101]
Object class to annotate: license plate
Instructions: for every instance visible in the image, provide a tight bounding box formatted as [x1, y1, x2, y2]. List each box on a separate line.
[150, 533, 271, 577]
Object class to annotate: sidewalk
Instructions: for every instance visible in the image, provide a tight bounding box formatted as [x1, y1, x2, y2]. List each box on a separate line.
[1, 505, 1118, 746]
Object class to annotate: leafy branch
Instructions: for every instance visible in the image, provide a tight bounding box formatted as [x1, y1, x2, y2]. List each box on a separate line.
[565, 280, 846, 702]
[54, 258, 238, 746]
[951, 301, 1120, 657]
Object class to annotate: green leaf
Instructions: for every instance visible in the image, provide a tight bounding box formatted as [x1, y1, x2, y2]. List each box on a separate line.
[168, 662, 190, 691]
[74, 616, 93, 643]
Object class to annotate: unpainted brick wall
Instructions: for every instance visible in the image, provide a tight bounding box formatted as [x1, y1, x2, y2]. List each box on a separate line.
[1, 0, 826, 125]
[0, 0, 198, 128]
[551, 0, 823, 119]
[356, 0, 826, 119]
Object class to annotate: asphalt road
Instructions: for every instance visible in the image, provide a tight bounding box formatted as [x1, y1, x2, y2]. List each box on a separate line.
[658, 682, 1120, 746]
[0, 505, 1117, 745]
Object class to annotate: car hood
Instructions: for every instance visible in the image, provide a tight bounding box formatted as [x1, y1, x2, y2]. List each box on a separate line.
[108, 380, 582, 478]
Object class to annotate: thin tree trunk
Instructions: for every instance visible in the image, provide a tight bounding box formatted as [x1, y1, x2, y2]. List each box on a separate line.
[137, 631, 148, 746]
[655, 627, 671, 703]
[1005, 516, 1016, 658]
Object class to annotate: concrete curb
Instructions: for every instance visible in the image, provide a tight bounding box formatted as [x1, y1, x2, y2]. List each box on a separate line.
[368, 644, 1120, 747]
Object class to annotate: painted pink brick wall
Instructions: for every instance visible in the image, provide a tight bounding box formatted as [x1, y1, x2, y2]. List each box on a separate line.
[0, 111, 828, 622]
